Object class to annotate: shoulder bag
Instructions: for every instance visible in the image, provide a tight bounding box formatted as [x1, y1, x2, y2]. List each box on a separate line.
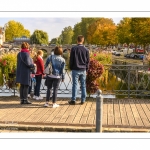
[44, 55, 53, 75]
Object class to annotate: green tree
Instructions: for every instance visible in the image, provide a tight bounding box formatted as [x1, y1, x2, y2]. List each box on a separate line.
[30, 30, 49, 44]
[130, 18, 150, 53]
[57, 34, 63, 45]
[61, 26, 74, 44]
[50, 38, 58, 44]
[117, 18, 132, 46]
[5, 20, 30, 42]
[80, 18, 99, 43]
[72, 22, 82, 44]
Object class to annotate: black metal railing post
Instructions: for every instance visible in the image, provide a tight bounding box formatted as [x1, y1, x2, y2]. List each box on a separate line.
[128, 66, 131, 98]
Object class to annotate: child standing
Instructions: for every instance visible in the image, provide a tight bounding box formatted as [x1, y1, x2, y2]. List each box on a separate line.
[33, 50, 45, 100]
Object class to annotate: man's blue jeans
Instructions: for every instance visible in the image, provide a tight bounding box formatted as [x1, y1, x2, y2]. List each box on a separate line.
[71, 70, 86, 102]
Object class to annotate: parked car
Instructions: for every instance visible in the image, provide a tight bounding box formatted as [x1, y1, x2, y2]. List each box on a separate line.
[135, 48, 144, 53]
[124, 52, 139, 59]
[115, 49, 124, 56]
[139, 54, 144, 60]
[124, 52, 144, 59]
[112, 50, 117, 55]
[115, 48, 134, 56]
[115, 51, 121, 56]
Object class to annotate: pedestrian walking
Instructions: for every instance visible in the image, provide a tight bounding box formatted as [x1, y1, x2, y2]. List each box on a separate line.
[68, 35, 89, 105]
[16, 42, 35, 104]
[44, 46, 65, 108]
[33, 50, 45, 100]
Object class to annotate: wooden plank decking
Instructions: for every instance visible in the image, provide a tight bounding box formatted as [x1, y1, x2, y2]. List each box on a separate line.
[0, 96, 150, 129]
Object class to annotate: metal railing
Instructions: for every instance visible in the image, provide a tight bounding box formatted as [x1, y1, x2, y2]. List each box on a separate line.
[100, 64, 150, 98]
[0, 64, 150, 98]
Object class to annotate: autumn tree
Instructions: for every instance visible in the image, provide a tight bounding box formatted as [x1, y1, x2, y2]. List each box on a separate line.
[30, 30, 49, 45]
[72, 22, 82, 43]
[117, 18, 132, 46]
[130, 18, 150, 53]
[5, 20, 30, 42]
[80, 18, 99, 43]
[61, 26, 74, 44]
[87, 18, 117, 46]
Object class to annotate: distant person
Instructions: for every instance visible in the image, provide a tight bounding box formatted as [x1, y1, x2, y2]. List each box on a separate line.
[44, 46, 65, 108]
[68, 35, 89, 105]
[33, 50, 45, 100]
[16, 42, 35, 104]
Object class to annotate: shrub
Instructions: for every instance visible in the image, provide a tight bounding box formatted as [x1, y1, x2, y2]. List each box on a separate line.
[90, 51, 112, 65]
[86, 58, 104, 96]
[0, 53, 17, 86]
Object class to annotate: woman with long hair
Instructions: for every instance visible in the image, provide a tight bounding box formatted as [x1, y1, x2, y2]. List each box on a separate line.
[44, 46, 65, 108]
[33, 50, 45, 100]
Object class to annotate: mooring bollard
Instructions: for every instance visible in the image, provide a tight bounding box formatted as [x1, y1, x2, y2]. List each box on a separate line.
[96, 89, 103, 132]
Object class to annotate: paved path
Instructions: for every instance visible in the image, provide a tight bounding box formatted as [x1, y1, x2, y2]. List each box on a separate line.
[0, 96, 150, 132]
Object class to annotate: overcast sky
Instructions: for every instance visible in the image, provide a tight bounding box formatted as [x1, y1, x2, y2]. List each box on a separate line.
[0, 17, 122, 41]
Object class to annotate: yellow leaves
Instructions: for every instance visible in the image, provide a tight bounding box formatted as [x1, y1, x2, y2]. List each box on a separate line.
[5, 20, 30, 42]
[130, 18, 150, 45]
[87, 18, 117, 45]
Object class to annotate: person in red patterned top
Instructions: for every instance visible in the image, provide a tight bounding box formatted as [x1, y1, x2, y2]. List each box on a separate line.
[33, 50, 45, 100]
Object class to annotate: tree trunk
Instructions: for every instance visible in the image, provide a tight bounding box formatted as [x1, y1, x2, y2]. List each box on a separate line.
[127, 44, 129, 54]
[134, 44, 137, 53]
[144, 44, 146, 54]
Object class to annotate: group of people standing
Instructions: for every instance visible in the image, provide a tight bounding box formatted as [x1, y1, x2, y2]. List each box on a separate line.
[16, 35, 89, 108]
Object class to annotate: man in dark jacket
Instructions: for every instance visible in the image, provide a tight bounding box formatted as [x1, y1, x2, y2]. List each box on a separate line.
[68, 35, 89, 105]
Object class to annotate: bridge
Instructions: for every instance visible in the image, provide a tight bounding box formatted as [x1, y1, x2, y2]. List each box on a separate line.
[30, 45, 72, 55]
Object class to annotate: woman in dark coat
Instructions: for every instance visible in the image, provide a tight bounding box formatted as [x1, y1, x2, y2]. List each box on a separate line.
[16, 42, 35, 104]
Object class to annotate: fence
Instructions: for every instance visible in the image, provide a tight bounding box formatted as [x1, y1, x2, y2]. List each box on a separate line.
[100, 64, 150, 98]
[0, 64, 150, 98]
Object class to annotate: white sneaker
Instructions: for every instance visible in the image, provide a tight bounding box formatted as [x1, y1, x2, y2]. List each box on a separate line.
[52, 103, 59, 108]
[44, 103, 49, 107]
[39, 95, 43, 99]
[36, 96, 43, 100]
[33, 95, 37, 99]
[28, 94, 31, 98]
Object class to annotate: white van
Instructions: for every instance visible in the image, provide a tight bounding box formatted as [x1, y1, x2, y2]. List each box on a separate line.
[115, 48, 133, 56]
[123, 48, 133, 55]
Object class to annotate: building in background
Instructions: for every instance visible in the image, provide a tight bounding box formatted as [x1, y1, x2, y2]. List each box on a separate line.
[13, 36, 30, 45]
[0, 27, 5, 45]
